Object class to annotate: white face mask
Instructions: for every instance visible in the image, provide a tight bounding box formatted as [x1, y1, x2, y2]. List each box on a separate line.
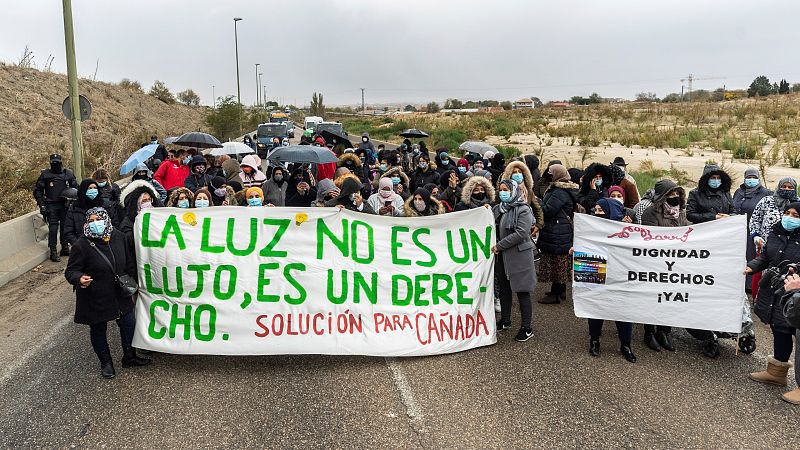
[414, 200, 426, 212]
[611, 197, 624, 204]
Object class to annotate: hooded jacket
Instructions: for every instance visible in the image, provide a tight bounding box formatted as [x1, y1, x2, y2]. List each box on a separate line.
[410, 158, 439, 192]
[153, 156, 189, 191]
[239, 154, 267, 189]
[455, 176, 496, 211]
[404, 190, 446, 217]
[263, 168, 288, 206]
[63, 179, 106, 246]
[184, 155, 214, 192]
[130, 162, 167, 202]
[166, 187, 195, 208]
[640, 180, 688, 227]
[338, 152, 369, 183]
[523, 154, 541, 198]
[379, 167, 411, 198]
[501, 160, 545, 229]
[325, 177, 376, 214]
[578, 163, 612, 212]
[687, 164, 734, 223]
[539, 181, 580, 254]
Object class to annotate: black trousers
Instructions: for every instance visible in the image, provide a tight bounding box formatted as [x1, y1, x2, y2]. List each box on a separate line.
[46, 202, 67, 251]
[89, 311, 135, 357]
[643, 324, 671, 335]
[496, 256, 532, 328]
[589, 319, 633, 345]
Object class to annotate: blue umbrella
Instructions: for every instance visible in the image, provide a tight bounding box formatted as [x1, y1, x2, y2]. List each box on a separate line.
[120, 143, 158, 175]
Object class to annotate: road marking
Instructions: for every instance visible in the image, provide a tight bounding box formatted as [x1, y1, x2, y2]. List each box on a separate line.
[385, 357, 424, 426]
[0, 314, 72, 386]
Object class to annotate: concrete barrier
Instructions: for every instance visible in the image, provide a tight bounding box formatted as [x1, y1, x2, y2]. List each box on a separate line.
[0, 210, 49, 288]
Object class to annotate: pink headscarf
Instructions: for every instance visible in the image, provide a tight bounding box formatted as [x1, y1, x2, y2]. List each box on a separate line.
[378, 177, 398, 201]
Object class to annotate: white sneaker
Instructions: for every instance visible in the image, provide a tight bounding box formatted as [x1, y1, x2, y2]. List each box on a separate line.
[494, 299, 501, 313]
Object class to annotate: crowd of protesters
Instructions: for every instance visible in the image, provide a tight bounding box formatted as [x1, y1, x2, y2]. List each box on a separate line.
[34, 130, 800, 404]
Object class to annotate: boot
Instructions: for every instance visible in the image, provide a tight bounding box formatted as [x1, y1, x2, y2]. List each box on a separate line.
[621, 345, 637, 363]
[122, 347, 152, 368]
[538, 293, 561, 304]
[749, 356, 792, 386]
[98, 351, 115, 379]
[656, 331, 676, 352]
[49, 249, 60, 262]
[644, 331, 661, 352]
[781, 388, 800, 405]
[59, 245, 70, 257]
[589, 339, 600, 357]
[702, 338, 720, 359]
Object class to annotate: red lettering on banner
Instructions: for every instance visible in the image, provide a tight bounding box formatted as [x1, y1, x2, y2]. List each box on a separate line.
[608, 226, 693, 243]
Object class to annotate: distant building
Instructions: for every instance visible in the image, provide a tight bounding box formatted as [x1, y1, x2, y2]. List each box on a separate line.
[513, 98, 535, 109]
[479, 106, 504, 113]
[547, 101, 570, 108]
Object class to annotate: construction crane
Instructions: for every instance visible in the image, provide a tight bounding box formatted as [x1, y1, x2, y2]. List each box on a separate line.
[680, 74, 727, 101]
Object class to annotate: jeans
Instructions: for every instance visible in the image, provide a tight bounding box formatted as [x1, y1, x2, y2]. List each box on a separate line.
[89, 311, 136, 357]
[772, 325, 796, 363]
[46, 202, 66, 250]
[588, 319, 633, 345]
[496, 257, 532, 328]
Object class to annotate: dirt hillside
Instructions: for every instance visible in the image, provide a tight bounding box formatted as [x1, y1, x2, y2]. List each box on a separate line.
[0, 63, 208, 222]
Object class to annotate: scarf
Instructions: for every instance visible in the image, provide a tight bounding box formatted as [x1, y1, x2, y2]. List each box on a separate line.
[773, 177, 798, 211]
[497, 179, 527, 228]
[664, 202, 681, 218]
[597, 198, 624, 221]
[377, 177, 398, 201]
[83, 207, 113, 241]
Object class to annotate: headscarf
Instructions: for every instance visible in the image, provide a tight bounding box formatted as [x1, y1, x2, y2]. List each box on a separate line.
[412, 188, 435, 215]
[75, 178, 104, 210]
[774, 177, 798, 211]
[596, 198, 624, 222]
[496, 179, 527, 229]
[316, 178, 337, 203]
[83, 207, 113, 241]
[547, 164, 570, 183]
[378, 177, 399, 201]
[743, 167, 760, 192]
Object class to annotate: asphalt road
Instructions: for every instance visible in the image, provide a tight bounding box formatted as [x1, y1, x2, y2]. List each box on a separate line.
[0, 257, 797, 448]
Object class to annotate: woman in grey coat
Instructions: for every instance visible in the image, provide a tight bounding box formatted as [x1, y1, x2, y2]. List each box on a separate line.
[492, 179, 536, 342]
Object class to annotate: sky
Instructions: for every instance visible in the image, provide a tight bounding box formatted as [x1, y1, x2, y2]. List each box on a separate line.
[2, 0, 800, 107]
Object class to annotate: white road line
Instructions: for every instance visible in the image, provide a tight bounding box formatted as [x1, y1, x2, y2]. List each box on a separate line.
[0, 314, 72, 386]
[385, 357, 424, 426]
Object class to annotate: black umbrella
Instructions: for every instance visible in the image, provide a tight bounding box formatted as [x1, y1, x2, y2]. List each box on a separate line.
[320, 130, 354, 149]
[267, 145, 339, 164]
[399, 128, 429, 138]
[172, 132, 223, 149]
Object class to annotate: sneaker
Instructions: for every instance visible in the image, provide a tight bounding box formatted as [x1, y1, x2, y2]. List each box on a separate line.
[496, 319, 512, 331]
[494, 299, 501, 313]
[514, 327, 533, 342]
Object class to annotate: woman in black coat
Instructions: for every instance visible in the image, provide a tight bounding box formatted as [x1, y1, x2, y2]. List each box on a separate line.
[537, 164, 580, 304]
[64, 207, 151, 379]
[745, 202, 800, 387]
[63, 179, 105, 249]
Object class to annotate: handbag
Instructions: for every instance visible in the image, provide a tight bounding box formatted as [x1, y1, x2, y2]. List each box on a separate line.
[88, 241, 139, 296]
[782, 290, 800, 329]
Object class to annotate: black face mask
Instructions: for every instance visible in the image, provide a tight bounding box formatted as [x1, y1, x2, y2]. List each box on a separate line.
[666, 197, 681, 207]
[50, 162, 62, 173]
[472, 192, 486, 201]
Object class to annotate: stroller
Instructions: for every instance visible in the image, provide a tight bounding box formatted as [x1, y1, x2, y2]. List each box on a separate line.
[686, 299, 756, 354]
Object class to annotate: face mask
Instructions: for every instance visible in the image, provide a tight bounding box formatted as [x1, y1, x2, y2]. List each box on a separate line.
[441, 159, 449, 166]
[379, 188, 393, 199]
[349, 193, 357, 203]
[86, 188, 99, 200]
[214, 187, 227, 197]
[88, 220, 106, 235]
[248, 197, 262, 207]
[195, 199, 209, 208]
[50, 162, 63, 173]
[472, 192, 486, 201]
[498, 191, 512, 203]
[133, 172, 147, 181]
[782, 216, 800, 231]
[195, 165, 207, 174]
[414, 200, 427, 212]
[779, 189, 797, 199]
[177, 199, 190, 208]
[97, 181, 108, 188]
[473, 164, 483, 171]
[511, 173, 524, 184]
[274, 175, 284, 182]
[418, 162, 428, 170]
[617, 165, 626, 175]
[362, 137, 368, 142]
[413, 149, 420, 155]
[380, 164, 388, 171]
[594, 178, 603, 188]
[182, 156, 191, 165]
[139, 201, 152, 210]
[743, 178, 759, 188]
[458, 167, 466, 173]
[611, 197, 624, 204]
[391, 177, 401, 185]
[666, 196, 681, 207]
[708, 179, 722, 189]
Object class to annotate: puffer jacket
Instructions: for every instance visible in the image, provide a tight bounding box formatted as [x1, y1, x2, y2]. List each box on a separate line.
[687, 164, 734, 223]
[538, 181, 579, 255]
[455, 176, 496, 211]
[640, 179, 688, 227]
[748, 223, 800, 330]
[578, 163, 611, 212]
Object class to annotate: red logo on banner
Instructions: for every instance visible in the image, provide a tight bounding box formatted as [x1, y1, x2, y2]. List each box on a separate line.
[607, 226, 694, 243]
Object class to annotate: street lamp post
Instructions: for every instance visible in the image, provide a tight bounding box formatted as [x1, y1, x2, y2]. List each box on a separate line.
[258, 73, 263, 108]
[255, 63, 260, 107]
[61, 0, 84, 181]
[233, 17, 243, 133]
[212, 85, 215, 108]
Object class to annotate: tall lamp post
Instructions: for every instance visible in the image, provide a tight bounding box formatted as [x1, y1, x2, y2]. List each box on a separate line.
[255, 63, 260, 107]
[258, 73, 263, 109]
[233, 17, 243, 133]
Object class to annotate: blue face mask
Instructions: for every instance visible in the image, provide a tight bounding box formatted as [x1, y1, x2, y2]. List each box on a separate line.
[248, 197, 263, 207]
[594, 178, 603, 188]
[744, 178, 760, 188]
[511, 173, 524, 184]
[195, 199, 209, 208]
[88, 220, 106, 235]
[177, 199, 190, 208]
[458, 167, 467, 173]
[391, 177, 401, 185]
[498, 191, 512, 203]
[183, 156, 191, 165]
[86, 188, 99, 200]
[97, 181, 108, 188]
[708, 179, 722, 189]
[782, 216, 800, 231]
[380, 164, 388, 172]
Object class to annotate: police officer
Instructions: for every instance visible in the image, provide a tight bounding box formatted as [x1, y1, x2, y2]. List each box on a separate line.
[34, 154, 77, 261]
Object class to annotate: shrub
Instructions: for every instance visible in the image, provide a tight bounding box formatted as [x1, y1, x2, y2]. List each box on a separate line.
[496, 145, 522, 159]
[177, 89, 201, 106]
[149, 80, 175, 104]
[119, 78, 143, 94]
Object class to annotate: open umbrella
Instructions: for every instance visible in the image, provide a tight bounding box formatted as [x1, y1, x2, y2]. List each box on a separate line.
[163, 136, 179, 145]
[399, 128, 429, 138]
[172, 131, 223, 149]
[320, 130, 354, 149]
[119, 143, 158, 175]
[458, 141, 497, 156]
[267, 145, 339, 164]
[209, 141, 255, 156]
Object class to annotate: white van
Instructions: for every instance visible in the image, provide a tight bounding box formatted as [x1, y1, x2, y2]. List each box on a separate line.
[304, 116, 323, 132]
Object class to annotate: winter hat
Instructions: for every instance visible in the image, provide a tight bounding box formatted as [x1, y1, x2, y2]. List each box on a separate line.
[548, 164, 570, 182]
[744, 167, 759, 179]
[316, 178, 337, 202]
[457, 158, 469, 169]
[245, 186, 263, 199]
[608, 185, 626, 202]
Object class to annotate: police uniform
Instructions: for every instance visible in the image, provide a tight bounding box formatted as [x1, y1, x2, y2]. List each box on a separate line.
[33, 154, 77, 261]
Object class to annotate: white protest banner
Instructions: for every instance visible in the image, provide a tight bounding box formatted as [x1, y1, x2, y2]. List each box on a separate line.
[132, 207, 496, 356]
[572, 214, 746, 333]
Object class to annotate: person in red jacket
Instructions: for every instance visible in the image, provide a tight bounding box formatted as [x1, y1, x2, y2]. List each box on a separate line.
[314, 136, 337, 182]
[153, 148, 190, 191]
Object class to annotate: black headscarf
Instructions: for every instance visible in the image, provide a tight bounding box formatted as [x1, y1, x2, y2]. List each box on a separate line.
[74, 178, 104, 210]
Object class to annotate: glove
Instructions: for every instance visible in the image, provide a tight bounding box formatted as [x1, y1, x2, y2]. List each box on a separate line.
[39, 205, 48, 223]
[753, 236, 765, 252]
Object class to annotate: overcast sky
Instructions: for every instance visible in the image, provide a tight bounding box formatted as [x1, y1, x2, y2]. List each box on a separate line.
[2, 0, 799, 106]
